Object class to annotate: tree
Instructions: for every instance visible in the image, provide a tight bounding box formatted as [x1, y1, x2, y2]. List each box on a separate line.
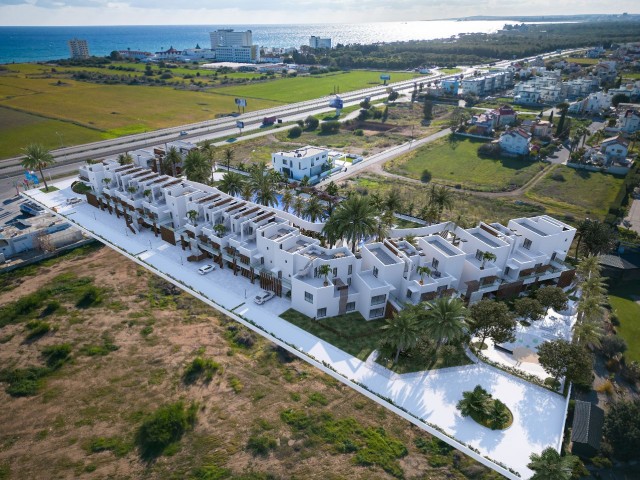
[456, 385, 491, 418]
[480, 251, 497, 269]
[423, 99, 434, 120]
[218, 172, 245, 197]
[468, 299, 515, 348]
[224, 148, 234, 170]
[576, 294, 604, 324]
[537, 339, 593, 386]
[421, 169, 432, 183]
[318, 264, 331, 286]
[603, 400, 640, 460]
[527, 447, 577, 480]
[183, 149, 210, 184]
[281, 188, 293, 212]
[293, 196, 305, 217]
[573, 320, 603, 349]
[21, 143, 55, 192]
[164, 146, 181, 177]
[535, 286, 568, 314]
[200, 139, 215, 181]
[325, 181, 339, 197]
[304, 115, 319, 131]
[574, 219, 593, 261]
[187, 209, 198, 226]
[117, 152, 133, 165]
[422, 297, 467, 348]
[487, 399, 510, 430]
[416, 265, 431, 285]
[288, 126, 302, 138]
[240, 182, 253, 201]
[213, 223, 226, 237]
[555, 102, 569, 137]
[126, 185, 137, 198]
[600, 335, 627, 359]
[427, 185, 455, 222]
[380, 309, 421, 365]
[326, 195, 378, 254]
[581, 220, 616, 256]
[387, 90, 399, 102]
[611, 93, 630, 107]
[304, 196, 325, 222]
[384, 188, 403, 213]
[513, 297, 545, 323]
[449, 108, 468, 130]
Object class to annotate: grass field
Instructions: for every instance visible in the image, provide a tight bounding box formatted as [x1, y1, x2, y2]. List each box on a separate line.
[526, 166, 626, 220]
[565, 57, 600, 65]
[385, 136, 545, 191]
[214, 70, 421, 103]
[609, 283, 640, 363]
[0, 107, 104, 158]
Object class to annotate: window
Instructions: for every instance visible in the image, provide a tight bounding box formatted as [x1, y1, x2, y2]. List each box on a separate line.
[504, 266, 510, 276]
[523, 238, 532, 250]
[313, 267, 318, 278]
[475, 249, 484, 262]
[304, 291, 313, 303]
[371, 294, 386, 305]
[347, 277, 351, 286]
[317, 308, 326, 318]
[261, 257, 264, 265]
[431, 258, 439, 270]
[333, 267, 337, 277]
[406, 289, 413, 299]
[346, 302, 355, 312]
[550, 252, 557, 261]
[369, 307, 385, 319]
[348, 265, 352, 275]
[373, 266, 379, 278]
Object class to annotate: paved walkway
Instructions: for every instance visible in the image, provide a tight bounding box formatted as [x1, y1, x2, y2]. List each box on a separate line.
[623, 198, 640, 236]
[24, 180, 572, 480]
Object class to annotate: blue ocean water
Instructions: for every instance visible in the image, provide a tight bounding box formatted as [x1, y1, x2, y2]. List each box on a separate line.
[0, 21, 516, 64]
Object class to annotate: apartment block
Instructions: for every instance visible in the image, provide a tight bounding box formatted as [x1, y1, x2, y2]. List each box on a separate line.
[68, 38, 90, 59]
[78, 161, 576, 320]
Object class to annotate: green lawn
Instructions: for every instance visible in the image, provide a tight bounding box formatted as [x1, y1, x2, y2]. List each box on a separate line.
[376, 343, 472, 374]
[214, 70, 421, 103]
[526, 166, 626, 220]
[385, 136, 545, 192]
[280, 309, 385, 360]
[609, 283, 640, 363]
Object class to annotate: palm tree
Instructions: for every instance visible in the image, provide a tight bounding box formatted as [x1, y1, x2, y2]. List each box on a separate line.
[322, 218, 341, 248]
[224, 148, 234, 170]
[481, 251, 497, 269]
[456, 385, 491, 418]
[240, 182, 253, 202]
[143, 189, 152, 201]
[325, 181, 339, 197]
[304, 196, 325, 222]
[573, 319, 603, 349]
[487, 399, 510, 429]
[422, 297, 467, 348]
[416, 265, 432, 285]
[293, 196, 305, 218]
[200, 139, 215, 182]
[580, 275, 607, 299]
[318, 264, 331, 286]
[126, 185, 137, 198]
[581, 220, 616, 256]
[218, 172, 245, 197]
[281, 188, 293, 213]
[576, 295, 604, 324]
[255, 182, 278, 207]
[213, 223, 226, 237]
[300, 175, 310, 187]
[117, 152, 133, 165]
[328, 195, 378, 254]
[183, 149, 211, 184]
[527, 447, 577, 480]
[428, 185, 455, 222]
[576, 126, 588, 148]
[376, 211, 395, 241]
[573, 219, 592, 261]
[164, 146, 181, 177]
[385, 188, 403, 213]
[21, 143, 55, 191]
[380, 311, 421, 365]
[187, 209, 198, 226]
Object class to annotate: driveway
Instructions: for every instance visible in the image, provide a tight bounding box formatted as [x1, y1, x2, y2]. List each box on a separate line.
[624, 199, 640, 236]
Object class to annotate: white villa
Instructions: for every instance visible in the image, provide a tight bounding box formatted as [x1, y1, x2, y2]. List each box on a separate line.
[272, 146, 330, 182]
[499, 128, 532, 156]
[78, 159, 577, 321]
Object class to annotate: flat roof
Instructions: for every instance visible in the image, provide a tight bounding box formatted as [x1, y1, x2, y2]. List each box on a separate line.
[426, 236, 459, 257]
[368, 245, 398, 265]
[516, 220, 548, 237]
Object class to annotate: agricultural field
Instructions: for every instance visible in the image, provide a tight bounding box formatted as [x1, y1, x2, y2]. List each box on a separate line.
[0, 246, 502, 480]
[525, 166, 626, 220]
[384, 136, 545, 192]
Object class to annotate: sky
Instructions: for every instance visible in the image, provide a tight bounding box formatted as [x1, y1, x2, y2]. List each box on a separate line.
[0, 0, 637, 26]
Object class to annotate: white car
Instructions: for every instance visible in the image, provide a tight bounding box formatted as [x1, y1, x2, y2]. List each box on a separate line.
[254, 290, 275, 305]
[198, 264, 215, 275]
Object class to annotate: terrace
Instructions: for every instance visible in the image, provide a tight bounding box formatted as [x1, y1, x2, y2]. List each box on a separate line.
[516, 219, 548, 237]
[367, 243, 401, 265]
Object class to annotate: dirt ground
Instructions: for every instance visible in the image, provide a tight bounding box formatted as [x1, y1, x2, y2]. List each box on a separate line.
[0, 246, 500, 480]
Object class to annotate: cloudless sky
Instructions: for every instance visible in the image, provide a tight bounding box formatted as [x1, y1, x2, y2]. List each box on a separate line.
[0, 0, 637, 26]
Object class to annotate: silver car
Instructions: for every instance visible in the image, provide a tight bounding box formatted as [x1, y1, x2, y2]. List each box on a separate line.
[254, 290, 275, 304]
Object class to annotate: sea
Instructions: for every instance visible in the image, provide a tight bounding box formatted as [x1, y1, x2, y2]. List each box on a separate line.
[0, 21, 521, 64]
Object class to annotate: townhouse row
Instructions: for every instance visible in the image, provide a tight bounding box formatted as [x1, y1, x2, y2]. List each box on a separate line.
[79, 160, 577, 321]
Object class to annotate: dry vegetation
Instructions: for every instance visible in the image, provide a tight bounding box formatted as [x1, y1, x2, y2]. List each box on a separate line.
[0, 246, 501, 480]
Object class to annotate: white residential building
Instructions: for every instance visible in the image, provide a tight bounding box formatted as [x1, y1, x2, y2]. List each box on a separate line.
[499, 128, 531, 156]
[68, 38, 90, 59]
[618, 109, 640, 134]
[210, 30, 253, 48]
[78, 160, 577, 321]
[209, 29, 259, 63]
[309, 36, 332, 49]
[599, 136, 629, 161]
[568, 91, 613, 115]
[272, 146, 330, 182]
[461, 71, 514, 96]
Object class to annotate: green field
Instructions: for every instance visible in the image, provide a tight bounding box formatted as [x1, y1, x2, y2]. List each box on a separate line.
[609, 283, 640, 363]
[526, 166, 626, 219]
[214, 70, 421, 103]
[385, 136, 545, 191]
[0, 107, 104, 158]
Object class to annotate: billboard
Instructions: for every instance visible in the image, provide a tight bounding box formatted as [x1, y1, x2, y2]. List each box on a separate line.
[236, 121, 245, 129]
[380, 74, 391, 81]
[234, 98, 247, 107]
[328, 96, 343, 109]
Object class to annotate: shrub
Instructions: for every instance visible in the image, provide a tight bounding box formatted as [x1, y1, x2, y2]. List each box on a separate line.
[87, 436, 133, 457]
[0, 367, 50, 397]
[25, 320, 51, 340]
[41, 300, 61, 317]
[41, 343, 72, 369]
[288, 126, 302, 138]
[306, 392, 329, 406]
[353, 129, 364, 136]
[76, 285, 104, 308]
[551, 172, 566, 182]
[141, 325, 154, 336]
[79, 337, 119, 356]
[246, 434, 277, 456]
[136, 401, 198, 458]
[228, 376, 243, 393]
[477, 143, 502, 158]
[183, 357, 221, 384]
[304, 115, 319, 130]
[420, 169, 432, 183]
[320, 121, 340, 134]
[600, 335, 627, 359]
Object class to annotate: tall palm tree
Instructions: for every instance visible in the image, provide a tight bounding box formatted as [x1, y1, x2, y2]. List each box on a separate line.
[580, 275, 607, 299]
[573, 319, 603, 349]
[218, 172, 245, 197]
[422, 297, 467, 348]
[304, 196, 325, 222]
[581, 220, 616, 256]
[325, 181, 339, 197]
[255, 181, 278, 207]
[456, 385, 491, 418]
[164, 146, 181, 177]
[240, 182, 253, 202]
[576, 255, 601, 282]
[527, 447, 577, 480]
[330, 195, 378, 254]
[224, 148, 234, 170]
[293, 196, 305, 218]
[428, 185, 455, 222]
[281, 188, 293, 213]
[21, 143, 55, 191]
[183, 149, 210, 184]
[576, 295, 605, 324]
[573, 219, 592, 261]
[376, 211, 395, 241]
[200, 139, 215, 180]
[322, 217, 341, 248]
[381, 310, 421, 365]
[385, 188, 403, 213]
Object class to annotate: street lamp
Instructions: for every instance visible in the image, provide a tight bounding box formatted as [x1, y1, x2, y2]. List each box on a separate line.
[56, 131, 64, 149]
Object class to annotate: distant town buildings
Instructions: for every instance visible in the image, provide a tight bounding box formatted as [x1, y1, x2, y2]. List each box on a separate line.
[117, 49, 153, 61]
[209, 29, 260, 63]
[309, 36, 332, 49]
[461, 71, 514, 97]
[68, 38, 90, 59]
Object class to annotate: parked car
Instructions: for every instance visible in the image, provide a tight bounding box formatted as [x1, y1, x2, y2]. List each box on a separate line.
[198, 264, 215, 275]
[254, 290, 275, 305]
[179, 131, 188, 136]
